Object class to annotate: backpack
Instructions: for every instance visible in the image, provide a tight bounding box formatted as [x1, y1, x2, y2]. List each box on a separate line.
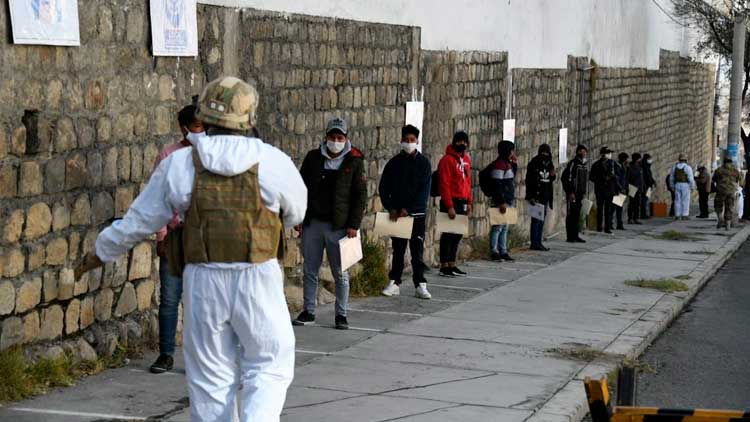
[478, 162, 495, 197]
[430, 170, 441, 197]
[674, 166, 689, 183]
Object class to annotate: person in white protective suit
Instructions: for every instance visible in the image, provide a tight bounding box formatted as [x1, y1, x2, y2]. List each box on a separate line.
[669, 154, 696, 220]
[75, 76, 307, 422]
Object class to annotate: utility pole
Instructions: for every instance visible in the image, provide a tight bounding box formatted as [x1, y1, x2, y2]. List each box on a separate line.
[727, 11, 747, 166]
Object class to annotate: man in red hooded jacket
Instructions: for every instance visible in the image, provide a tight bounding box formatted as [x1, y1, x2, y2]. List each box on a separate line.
[437, 131, 472, 277]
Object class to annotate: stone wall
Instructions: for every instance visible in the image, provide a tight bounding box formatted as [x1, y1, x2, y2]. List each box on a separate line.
[0, 2, 715, 355]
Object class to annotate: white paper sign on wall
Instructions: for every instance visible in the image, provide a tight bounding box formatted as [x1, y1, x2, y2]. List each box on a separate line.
[9, 0, 81, 46]
[503, 119, 516, 143]
[405, 101, 425, 152]
[150, 0, 199, 57]
[558, 128, 568, 164]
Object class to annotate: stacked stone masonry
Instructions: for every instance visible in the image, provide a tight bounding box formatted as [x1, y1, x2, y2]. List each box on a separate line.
[0, 1, 715, 354]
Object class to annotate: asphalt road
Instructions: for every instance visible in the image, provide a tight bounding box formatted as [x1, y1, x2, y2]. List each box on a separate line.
[636, 239, 750, 409]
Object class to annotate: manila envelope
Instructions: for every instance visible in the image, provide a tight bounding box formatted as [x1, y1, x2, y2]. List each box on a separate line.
[612, 194, 627, 207]
[581, 198, 594, 217]
[373, 212, 414, 239]
[489, 207, 518, 225]
[339, 234, 363, 272]
[628, 184, 639, 198]
[436, 212, 469, 236]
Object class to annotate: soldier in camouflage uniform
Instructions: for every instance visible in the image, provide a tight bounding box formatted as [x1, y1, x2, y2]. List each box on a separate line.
[713, 157, 743, 229]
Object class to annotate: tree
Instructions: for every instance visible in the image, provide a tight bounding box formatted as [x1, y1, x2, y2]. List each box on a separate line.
[669, 0, 750, 162]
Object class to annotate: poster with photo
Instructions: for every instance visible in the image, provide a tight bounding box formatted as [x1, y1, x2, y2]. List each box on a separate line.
[405, 101, 424, 152]
[150, 0, 198, 56]
[558, 128, 568, 164]
[9, 0, 81, 46]
[503, 119, 515, 143]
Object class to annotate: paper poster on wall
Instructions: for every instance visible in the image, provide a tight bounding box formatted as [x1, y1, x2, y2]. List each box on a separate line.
[558, 128, 568, 164]
[405, 101, 425, 152]
[9, 0, 81, 46]
[503, 119, 516, 143]
[150, 0, 199, 56]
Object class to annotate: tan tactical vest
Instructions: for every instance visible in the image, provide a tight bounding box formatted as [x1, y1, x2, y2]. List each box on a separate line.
[181, 150, 282, 266]
[674, 166, 689, 183]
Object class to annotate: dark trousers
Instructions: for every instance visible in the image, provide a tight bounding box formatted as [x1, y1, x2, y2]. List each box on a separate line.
[389, 216, 426, 287]
[615, 205, 624, 227]
[566, 199, 582, 241]
[439, 199, 468, 264]
[698, 190, 710, 217]
[628, 192, 642, 221]
[529, 204, 547, 248]
[595, 194, 614, 231]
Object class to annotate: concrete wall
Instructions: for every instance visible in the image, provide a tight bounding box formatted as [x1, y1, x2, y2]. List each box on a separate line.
[0, 2, 714, 356]
[198, 0, 695, 69]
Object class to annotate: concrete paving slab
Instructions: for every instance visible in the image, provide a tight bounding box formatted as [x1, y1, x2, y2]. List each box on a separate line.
[280, 395, 452, 422]
[284, 386, 361, 408]
[392, 404, 530, 422]
[292, 356, 492, 394]
[386, 372, 561, 409]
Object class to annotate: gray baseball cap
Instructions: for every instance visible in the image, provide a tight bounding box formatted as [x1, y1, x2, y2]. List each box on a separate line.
[326, 117, 348, 135]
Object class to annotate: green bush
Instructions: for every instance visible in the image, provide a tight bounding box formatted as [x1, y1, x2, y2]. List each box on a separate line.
[349, 235, 389, 297]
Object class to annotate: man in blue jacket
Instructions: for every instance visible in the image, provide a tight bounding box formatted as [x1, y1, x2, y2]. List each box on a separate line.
[379, 125, 433, 299]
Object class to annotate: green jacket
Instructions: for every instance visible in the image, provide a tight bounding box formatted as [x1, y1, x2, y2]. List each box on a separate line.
[713, 163, 741, 197]
[300, 145, 368, 230]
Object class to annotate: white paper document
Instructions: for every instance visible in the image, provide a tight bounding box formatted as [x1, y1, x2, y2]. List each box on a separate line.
[9, 0, 81, 46]
[527, 203, 545, 221]
[373, 212, 413, 239]
[503, 119, 516, 143]
[558, 128, 568, 164]
[489, 207, 518, 225]
[581, 199, 593, 218]
[150, 0, 199, 56]
[405, 101, 424, 152]
[628, 184, 639, 198]
[646, 188, 653, 199]
[612, 194, 627, 207]
[339, 234, 363, 272]
[436, 213, 469, 236]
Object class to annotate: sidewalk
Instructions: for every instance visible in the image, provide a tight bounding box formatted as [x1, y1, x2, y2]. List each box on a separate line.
[1, 217, 748, 422]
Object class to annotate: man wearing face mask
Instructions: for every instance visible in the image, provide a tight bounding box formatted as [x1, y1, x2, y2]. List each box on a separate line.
[379, 125, 433, 299]
[293, 118, 368, 329]
[627, 153, 645, 224]
[641, 153, 656, 218]
[483, 140, 517, 261]
[437, 131, 473, 277]
[562, 144, 589, 242]
[149, 102, 204, 375]
[526, 143, 557, 251]
[614, 153, 629, 230]
[74, 76, 308, 421]
[589, 146, 618, 234]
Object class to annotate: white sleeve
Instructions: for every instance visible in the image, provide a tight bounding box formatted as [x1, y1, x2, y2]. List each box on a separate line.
[258, 146, 308, 229]
[96, 149, 194, 262]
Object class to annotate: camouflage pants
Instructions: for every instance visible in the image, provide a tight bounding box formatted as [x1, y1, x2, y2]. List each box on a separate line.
[715, 194, 736, 223]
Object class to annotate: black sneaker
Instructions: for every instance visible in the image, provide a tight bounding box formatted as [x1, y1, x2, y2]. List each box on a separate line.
[616, 225, 625, 230]
[292, 310, 315, 326]
[490, 252, 502, 261]
[604, 229, 613, 234]
[149, 354, 174, 374]
[439, 267, 456, 277]
[451, 267, 468, 277]
[500, 253, 514, 262]
[335, 314, 349, 330]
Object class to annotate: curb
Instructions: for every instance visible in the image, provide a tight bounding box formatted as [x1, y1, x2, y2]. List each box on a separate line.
[524, 224, 750, 422]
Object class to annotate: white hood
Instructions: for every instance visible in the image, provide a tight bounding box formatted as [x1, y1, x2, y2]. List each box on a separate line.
[193, 134, 265, 176]
[675, 162, 689, 170]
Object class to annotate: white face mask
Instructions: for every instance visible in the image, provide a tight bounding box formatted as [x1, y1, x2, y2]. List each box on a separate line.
[186, 131, 206, 145]
[605, 153, 612, 160]
[326, 140, 346, 154]
[400, 142, 418, 154]
[647, 159, 653, 164]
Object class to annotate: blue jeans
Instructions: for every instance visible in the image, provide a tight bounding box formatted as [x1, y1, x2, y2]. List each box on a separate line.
[159, 257, 183, 356]
[490, 224, 509, 254]
[530, 205, 547, 248]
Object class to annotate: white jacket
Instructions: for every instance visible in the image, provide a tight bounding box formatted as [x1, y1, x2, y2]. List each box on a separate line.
[96, 134, 307, 263]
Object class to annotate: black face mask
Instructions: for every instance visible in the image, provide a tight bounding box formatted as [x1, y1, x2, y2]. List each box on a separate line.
[453, 144, 467, 153]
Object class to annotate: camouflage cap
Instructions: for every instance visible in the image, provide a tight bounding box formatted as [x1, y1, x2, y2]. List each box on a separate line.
[196, 76, 258, 130]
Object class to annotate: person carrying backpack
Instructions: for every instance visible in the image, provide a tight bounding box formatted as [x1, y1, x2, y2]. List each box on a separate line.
[480, 140, 517, 261]
[668, 154, 696, 220]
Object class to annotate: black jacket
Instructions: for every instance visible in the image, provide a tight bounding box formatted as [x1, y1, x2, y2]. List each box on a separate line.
[589, 158, 619, 197]
[562, 157, 588, 198]
[643, 162, 656, 188]
[627, 163, 645, 192]
[300, 146, 368, 230]
[615, 161, 627, 194]
[379, 151, 432, 216]
[525, 155, 556, 209]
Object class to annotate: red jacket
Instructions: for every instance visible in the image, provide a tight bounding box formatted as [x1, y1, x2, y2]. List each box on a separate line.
[438, 144, 472, 209]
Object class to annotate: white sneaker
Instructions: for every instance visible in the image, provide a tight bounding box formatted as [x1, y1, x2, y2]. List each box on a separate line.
[415, 283, 432, 300]
[382, 281, 400, 297]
